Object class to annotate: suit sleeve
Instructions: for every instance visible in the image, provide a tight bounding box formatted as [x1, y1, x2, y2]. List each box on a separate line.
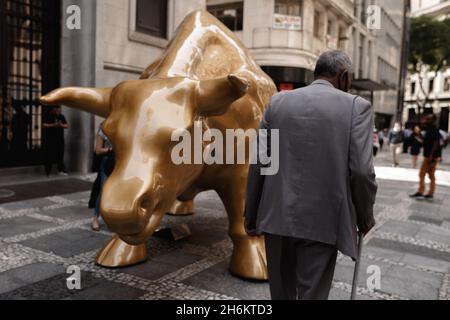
[349, 97, 378, 234]
[244, 103, 271, 231]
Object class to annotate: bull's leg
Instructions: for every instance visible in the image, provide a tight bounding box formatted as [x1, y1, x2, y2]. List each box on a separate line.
[218, 179, 268, 281]
[96, 235, 147, 268]
[167, 200, 194, 216]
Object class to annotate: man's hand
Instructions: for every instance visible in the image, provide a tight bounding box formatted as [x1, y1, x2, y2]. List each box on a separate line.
[423, 157, 437, 166]
[43, 123, 55, 128]
[57, 121, 69, 129]
[244, 218, 259, 237]
[358, 219, 376, 236]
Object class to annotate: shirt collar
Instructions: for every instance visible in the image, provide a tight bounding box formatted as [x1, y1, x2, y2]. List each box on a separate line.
[311, 79, 334, 88]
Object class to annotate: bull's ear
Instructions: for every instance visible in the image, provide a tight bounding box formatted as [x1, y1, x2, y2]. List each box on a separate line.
[40, 87, 112, 118]
[140, 58, 161, 80]
[196, 74, 249, 117]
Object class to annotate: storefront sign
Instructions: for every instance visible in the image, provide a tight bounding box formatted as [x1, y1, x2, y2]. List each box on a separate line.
[273, 14, 302, 30]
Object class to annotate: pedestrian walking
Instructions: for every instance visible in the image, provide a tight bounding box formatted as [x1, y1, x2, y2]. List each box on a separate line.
[244, 51, 377, 300]
[439, 130, 448, 163]
[378, 129, 385, 151]
[410, 115, 442, 200]
[42, 106, 69, 176]
[373, 128, 380, 157]
[389, 123, 404, 167]
[410, 125, 424, 169]
[91, 122, 115, 232]
[403, 126, 413, 154]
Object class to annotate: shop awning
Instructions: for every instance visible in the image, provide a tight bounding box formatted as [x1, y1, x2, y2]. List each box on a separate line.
[352, 79, 392, 92]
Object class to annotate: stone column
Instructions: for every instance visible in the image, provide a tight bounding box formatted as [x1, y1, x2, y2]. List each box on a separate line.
[302, 0, 315, 52]
[60, 0, 96, 173]
[243, 0, 274, 47]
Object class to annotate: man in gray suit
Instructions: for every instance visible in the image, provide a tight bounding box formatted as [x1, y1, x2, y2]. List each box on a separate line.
[244, 51, 377, 300]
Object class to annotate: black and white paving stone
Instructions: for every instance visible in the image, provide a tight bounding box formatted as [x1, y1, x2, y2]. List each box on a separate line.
[0, 154, 450, 300]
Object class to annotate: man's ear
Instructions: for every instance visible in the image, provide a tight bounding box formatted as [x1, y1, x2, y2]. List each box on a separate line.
[339, 71, 350, 93]
[196, 74, 250, 117]
[338, 71, 347, 92]
[346, 71, 353, 92]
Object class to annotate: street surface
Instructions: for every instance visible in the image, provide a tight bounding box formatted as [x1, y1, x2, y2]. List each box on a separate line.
[0, 148, 449, 300]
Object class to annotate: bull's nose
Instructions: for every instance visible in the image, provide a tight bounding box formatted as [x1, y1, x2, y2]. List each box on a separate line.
[101, 201, 149, 235]
[99, 177, 153, 235]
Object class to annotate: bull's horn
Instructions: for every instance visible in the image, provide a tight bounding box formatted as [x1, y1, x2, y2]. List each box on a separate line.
[40, 87, 112, 118]
[196, 74, 250, 117]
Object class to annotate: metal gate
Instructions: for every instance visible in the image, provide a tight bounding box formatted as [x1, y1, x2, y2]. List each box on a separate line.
[0, 0, 60, 168]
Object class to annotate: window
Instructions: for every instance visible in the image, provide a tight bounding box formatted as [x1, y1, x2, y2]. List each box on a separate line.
[411, 82, 416, 95]
[444, 78, 450, 92]
[429, 79, 434, 93]
[377, 58, 397, 88]
[136, 0, 167, 39]
[359, 34, 365, 78]
[327, 19, 333, 36]
[313, 10, 322, 38]
[338, 26, 344, 50]
[275, 0, 302, 16]
[408, 108, 417, 122]
[360, 0, 367, 24]
[424, 107, 434, 115]
[208, 2, 243, 31]
[338, 26, 349, 51]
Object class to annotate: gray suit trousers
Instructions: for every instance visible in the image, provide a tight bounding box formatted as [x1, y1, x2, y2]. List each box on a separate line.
[265, 233, 338, 300]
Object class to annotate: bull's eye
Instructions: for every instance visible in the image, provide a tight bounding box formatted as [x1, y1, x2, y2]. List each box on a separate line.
[140, 199, 151, 211]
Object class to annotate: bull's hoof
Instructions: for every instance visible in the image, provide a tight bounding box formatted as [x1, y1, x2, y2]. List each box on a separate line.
[167, 200, 194, 217]
[229, 236, 268, 281]
[96, 235, 148, 268]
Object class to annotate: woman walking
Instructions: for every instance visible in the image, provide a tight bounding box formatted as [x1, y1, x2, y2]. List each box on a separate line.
[91, 122, 114, 231]
[389, 122, 405, 167]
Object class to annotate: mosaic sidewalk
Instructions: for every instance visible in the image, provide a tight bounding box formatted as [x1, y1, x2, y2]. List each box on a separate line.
[0, 162, 449, 300]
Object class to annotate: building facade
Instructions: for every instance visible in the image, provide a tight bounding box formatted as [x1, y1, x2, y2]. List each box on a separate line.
[403, 0, 450, 132]
[206, 0, 405, 131]
[351, 0, 405, 130]
[0, 0, 406, 172]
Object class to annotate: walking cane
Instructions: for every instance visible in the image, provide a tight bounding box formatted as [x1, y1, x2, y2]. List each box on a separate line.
[350, 232, 365, 300]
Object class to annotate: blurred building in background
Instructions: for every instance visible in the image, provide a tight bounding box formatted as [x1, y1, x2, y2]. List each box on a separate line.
[0, 0, 408, 172]
[403, 0, 450, 131]
[350, 0, 405, 130]
[206, 0, 405, 131]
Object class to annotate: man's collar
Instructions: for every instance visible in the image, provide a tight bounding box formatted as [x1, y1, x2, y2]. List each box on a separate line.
[311, 79, 334, 88]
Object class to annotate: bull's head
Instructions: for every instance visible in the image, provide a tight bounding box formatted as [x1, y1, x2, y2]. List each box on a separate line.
[40, 75, 249, 245]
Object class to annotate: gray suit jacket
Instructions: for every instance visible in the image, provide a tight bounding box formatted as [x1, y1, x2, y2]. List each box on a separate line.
[245, 80, 377, 259]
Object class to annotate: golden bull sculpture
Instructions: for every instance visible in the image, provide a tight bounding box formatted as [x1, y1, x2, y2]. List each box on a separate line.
[40, 11, 277, 280]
